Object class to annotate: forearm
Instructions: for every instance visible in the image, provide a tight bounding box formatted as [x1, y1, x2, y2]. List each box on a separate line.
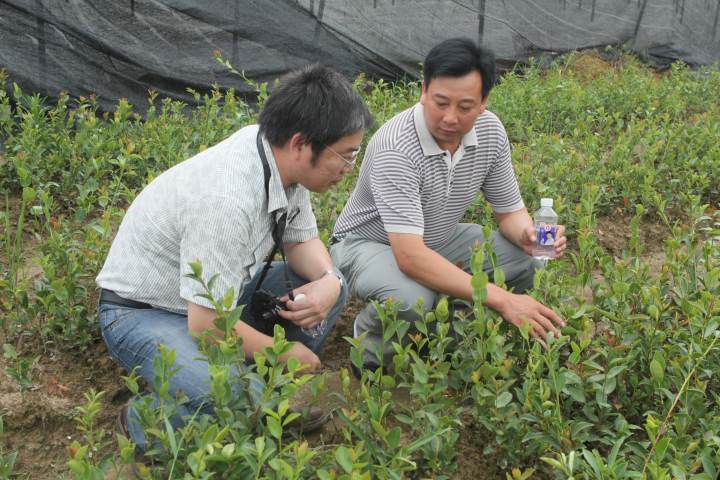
[496, 208, 534, 247]
[187, 302, 273, 357]
[284, 238, 334, 281]
[397, 246, 512, 311]
[400, 247, 473, 300]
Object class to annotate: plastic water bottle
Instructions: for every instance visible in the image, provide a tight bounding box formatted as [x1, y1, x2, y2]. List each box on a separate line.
[295, 294, 327, 338]
[532, 198, 558, 261]
[303, 319, 327, 338]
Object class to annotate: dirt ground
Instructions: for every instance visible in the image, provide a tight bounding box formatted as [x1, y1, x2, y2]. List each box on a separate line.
[1, 305, 504, 480]
[0, 214, 669, 479]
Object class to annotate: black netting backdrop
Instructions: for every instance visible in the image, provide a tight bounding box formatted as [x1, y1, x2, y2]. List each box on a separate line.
[1, 0, 719, 112]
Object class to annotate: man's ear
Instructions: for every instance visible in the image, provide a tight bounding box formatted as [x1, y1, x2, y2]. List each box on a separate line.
[478, 94, 490, 115]
[288, 133, 309, 158]
[420, 81, 427, 105]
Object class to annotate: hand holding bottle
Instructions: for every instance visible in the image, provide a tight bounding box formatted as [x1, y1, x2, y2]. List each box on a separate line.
[530, 198, 567, 260]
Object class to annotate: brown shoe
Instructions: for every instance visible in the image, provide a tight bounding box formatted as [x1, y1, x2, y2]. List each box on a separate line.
[116, 403, 131, 438]
[283, 406, 329, 436]
[117, 404, 152, 477]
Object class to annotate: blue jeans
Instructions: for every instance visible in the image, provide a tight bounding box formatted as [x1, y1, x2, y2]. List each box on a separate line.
[99, 261, 348, 450]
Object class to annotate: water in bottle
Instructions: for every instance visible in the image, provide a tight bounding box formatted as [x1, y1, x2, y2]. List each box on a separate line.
[533, 198, 558, 261]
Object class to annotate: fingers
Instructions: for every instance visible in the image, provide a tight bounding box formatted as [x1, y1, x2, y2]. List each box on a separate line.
[278, 294, 326, 328]
[278, 307, 322, 328]
[278, 289, 303, 303]
[526, 225, 537, 244]
[539, 304, 565, 328]
[515, 301, 565, 346]
[533, 313, 562, 338]
[554, 225, 567, 257]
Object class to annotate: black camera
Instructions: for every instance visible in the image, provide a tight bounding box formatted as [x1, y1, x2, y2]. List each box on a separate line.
[249, 288, 287, 325]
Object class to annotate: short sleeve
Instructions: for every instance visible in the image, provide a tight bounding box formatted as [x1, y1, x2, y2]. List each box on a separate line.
[179, 195, 252, 309]
[282, 188, 319, 243]
[482, 128, 525, 213]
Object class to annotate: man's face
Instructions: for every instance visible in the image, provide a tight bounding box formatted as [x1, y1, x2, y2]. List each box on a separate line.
[420, 71, 487, 150]
[300, 130, 364, 193]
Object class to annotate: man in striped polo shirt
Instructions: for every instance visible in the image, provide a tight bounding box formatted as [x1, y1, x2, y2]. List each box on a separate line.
[96, 65, 372, 451]
[330, 38, 567, 372]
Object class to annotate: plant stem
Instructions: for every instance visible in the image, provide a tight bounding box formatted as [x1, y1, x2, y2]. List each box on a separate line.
[641, 334, 719, 474]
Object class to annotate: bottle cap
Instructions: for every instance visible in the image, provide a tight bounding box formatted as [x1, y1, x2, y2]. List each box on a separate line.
[540, 198, 553, 207]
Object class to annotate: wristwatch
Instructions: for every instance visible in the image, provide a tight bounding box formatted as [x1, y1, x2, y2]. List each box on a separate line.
[322, 268, 344, 287]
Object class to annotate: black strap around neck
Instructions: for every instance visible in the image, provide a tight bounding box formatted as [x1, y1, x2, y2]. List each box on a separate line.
[251, 131, 294, 302]
[256, 130, 272, 201]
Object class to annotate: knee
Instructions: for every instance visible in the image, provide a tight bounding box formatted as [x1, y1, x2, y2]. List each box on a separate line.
[462, 223, 485, 241]
[389, 284, 437, 315]
[337, 272, 350, 307]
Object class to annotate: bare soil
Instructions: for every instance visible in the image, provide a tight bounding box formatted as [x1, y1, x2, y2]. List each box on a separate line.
[1, 302, 502, 479]
[595, 214, 667, 275]
[1, 215, 671, 479]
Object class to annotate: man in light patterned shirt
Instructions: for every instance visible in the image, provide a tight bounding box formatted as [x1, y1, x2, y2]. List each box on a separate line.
[97, 65, 372, 450]
[330, 38, 567, 373]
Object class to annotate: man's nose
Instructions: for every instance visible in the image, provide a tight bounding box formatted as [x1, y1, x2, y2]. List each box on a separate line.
[443, 108, 458, 124]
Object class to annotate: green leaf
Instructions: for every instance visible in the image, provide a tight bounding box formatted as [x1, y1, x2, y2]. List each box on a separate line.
[395, 413, 413, 425]
[349, 345, 364, 371]
[414, 319, 428, 336]
[581, 449, 603, 477]
[335, 446, 353, 473]
[278, 399, 289, 417]
[282, 412, 301, 427]
[222, 443, 236, 458]
[407, 427, 451, 453]
[411, 362, 428, 384]
[266, 415, 282, 440]
[164, 415, 178, 455]
[435, 297, 449, 321]
[650, 358, 664, 384]
[606, 365, 627, 379]
[222, 287, 235, 310]
[655, 437, 670, 462]
[495, 391, 513, 408]
[387, 426, 401, 449]
[539, 457, 563, 470]
[21, 186, 37, 203]
[188, 260, 203, 278]
[565, 385, 586, 403]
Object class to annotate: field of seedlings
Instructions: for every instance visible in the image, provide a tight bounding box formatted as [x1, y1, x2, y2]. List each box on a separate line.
[0, 51, 719, 479]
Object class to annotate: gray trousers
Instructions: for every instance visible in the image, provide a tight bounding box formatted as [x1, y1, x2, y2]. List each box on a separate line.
[329, 223, 541, 366]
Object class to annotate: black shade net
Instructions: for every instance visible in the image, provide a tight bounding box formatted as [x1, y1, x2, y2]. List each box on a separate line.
[1, 0, 718, 112]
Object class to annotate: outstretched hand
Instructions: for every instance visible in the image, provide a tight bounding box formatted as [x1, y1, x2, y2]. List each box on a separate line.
[497, 291, 565, 345]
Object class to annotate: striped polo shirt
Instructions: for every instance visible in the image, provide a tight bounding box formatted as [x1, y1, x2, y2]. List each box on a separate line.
[332, 103, 524, 250]
[96, 124, 318, 313]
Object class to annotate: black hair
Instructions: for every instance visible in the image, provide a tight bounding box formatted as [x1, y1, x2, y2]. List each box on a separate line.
[258, 64, 373, 156]
[423, 38, 496, 99]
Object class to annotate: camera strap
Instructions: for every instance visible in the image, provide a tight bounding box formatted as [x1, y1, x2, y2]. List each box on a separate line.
[251, 131, 294, 301]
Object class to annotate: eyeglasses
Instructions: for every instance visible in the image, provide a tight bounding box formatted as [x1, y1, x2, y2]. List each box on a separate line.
[325, 144, 361, 169]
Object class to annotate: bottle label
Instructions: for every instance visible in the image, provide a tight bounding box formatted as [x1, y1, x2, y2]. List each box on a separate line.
[537, 223, 556, 246]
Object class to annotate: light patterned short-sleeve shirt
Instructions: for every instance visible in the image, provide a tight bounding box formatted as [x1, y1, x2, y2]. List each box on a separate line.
[332, 103, 524, 251]
[96, 124, 318, 313]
